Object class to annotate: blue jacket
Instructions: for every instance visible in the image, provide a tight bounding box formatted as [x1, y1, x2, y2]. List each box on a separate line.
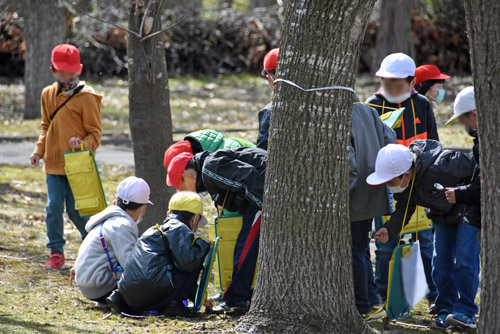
[256, 103, 272, 150]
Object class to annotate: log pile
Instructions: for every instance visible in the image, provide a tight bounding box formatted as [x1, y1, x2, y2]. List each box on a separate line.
[0, 9, 471, 78]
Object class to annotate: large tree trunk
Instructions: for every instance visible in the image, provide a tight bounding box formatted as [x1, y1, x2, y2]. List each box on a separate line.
[463, 1, 500, 332]
[372, 0, 414, 74]
[19, 0, 70, 119]
[128, 0, 175, 234]
[236, 0, 376, 333]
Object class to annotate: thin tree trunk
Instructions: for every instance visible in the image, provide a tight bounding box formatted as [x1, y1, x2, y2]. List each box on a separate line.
[236, 0, 376, 333]
[128, 0, 175, 234]
[463, 1, 500, 332]
[372, 0, 414, 74]
[20, 0, 70, 119]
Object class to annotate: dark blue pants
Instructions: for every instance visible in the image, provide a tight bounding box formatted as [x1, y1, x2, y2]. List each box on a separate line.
[432, 222, 479, 317]
[374, 217, 437, 302]
[351, 219, 381, 314]
[222, 204, 260, 304]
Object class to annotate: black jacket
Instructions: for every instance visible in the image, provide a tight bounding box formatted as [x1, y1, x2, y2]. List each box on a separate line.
[118, 214, 210, 312]
[454, 137, 481, 228]
[192, 147, 267, 213]
[385, 140, 476, 239]
[366, 89, 439, 146]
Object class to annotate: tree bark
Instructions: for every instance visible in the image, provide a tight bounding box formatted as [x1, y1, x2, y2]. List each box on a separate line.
[19, 0, 70, 119]
[127, 0, 175, 234]
[236, 0, 376, 333]
[463, 1, 500, 332]
[372, 0, 414, 74]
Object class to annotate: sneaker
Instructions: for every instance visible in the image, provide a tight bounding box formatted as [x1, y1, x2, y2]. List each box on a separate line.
[95, 302, 109, 309]
[162, 301, 200, 318]
[370, 304, 386, 320]
[433, 313, 451, 329]
[208, 301, 247, 315]
[106, 290, 134, 315]
[43, 252, 65, 270]
[428, 303, 437, 315]
[446, 313, 477, 329]
[361, 311, 372, 321]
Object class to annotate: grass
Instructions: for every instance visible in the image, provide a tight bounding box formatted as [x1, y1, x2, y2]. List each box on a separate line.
[0, 74, 477, 333]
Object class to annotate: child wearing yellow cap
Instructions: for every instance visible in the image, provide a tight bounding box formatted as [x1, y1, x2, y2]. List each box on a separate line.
[106, 192, 210, 316]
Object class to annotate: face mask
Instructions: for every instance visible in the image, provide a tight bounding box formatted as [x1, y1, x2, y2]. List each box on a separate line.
[135, 206, 146, 224]
[388, 175, 409, 193]
[57, 76, 79, 91]
[465, 124, 478, 138]
[433, 89, 445, 103]
[381, 88, 411, 104]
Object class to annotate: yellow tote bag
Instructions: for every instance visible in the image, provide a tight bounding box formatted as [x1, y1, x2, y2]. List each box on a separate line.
[64, 146, 107, 216]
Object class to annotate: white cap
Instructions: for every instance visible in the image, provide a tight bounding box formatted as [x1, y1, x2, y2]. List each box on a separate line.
[117, 176, 154, 205]
[446, 86, 475, 125]
[375, 53, 416, 79]
[366, 144, 414, 185]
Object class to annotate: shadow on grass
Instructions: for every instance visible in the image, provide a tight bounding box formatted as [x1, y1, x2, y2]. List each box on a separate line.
[0, 314, 107, 334]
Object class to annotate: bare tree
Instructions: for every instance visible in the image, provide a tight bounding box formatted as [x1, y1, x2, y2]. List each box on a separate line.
[236, 0, 376, 333]
[19, 0, 70, 119]
[372, 0, 414, 73]
[463, 0, 500, 332]
[127, 0, 175, 234]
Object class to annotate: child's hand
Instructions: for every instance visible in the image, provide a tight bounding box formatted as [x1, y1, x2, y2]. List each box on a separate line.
[375, 227, 389, 244]
[445, 188, 456, 204]
[30, 154, 41, 166]
[69, 137, 83, 150]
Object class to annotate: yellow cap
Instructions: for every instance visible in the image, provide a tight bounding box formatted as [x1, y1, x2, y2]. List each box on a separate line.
[168, 191, 204, 215]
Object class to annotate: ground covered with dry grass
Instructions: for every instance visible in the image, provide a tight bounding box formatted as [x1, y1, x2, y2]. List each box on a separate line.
[0, 74, 476, 333]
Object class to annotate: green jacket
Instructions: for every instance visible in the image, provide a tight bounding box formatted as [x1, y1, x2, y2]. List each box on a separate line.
[185, 129, 255, 153]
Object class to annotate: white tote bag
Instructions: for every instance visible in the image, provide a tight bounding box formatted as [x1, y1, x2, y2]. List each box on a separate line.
[400, 240, 430, 307]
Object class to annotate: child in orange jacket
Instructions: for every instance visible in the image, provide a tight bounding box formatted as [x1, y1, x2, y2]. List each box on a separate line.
[30, 44, 103, 270]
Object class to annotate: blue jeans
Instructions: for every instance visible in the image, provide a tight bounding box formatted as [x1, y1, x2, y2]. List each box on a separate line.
[374, 218, 437, 302]
[351, 219, 381, 314]
[432, 222, 479, 318]
[45, 174, 88, 254]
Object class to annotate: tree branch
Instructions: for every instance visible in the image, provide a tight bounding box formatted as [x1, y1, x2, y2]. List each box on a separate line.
[61, 0, 141, 38]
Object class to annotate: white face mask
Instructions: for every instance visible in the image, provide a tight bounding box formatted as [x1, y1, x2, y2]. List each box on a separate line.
[388, 175, 409, 194]
[381, 88, 412, 104]
[135, 205, 146, 224]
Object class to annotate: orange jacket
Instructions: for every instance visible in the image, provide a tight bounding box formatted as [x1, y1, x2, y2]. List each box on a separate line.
[33, 82, 103, 175]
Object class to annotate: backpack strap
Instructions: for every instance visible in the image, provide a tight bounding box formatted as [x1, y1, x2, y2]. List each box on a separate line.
[50, 85, 85, 123]
[99, 222, 119, 281]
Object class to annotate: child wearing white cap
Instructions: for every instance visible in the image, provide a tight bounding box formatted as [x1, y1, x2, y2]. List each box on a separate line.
[367, 140, 479, 329]
[366, 53, 440, 309]
[72, 176, 153, 307]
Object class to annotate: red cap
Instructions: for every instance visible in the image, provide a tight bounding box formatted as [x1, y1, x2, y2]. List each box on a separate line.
[414, 65, 450, 85]
[51, 44, 82, 73]
[163, 141, 193, 171]
[261, 48, 279, 75]
[167, 152, 194, 190]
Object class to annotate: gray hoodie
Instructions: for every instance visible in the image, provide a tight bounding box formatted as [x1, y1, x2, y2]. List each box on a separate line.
[74, 205, 139, 300]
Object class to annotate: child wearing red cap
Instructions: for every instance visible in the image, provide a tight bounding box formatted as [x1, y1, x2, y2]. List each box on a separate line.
[29, 44, 103, 270]
[163, 128, 255, 177]
[167, 147, 266, 314]
[414, 65, 450, 111]
[257, 48, 279, 150]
